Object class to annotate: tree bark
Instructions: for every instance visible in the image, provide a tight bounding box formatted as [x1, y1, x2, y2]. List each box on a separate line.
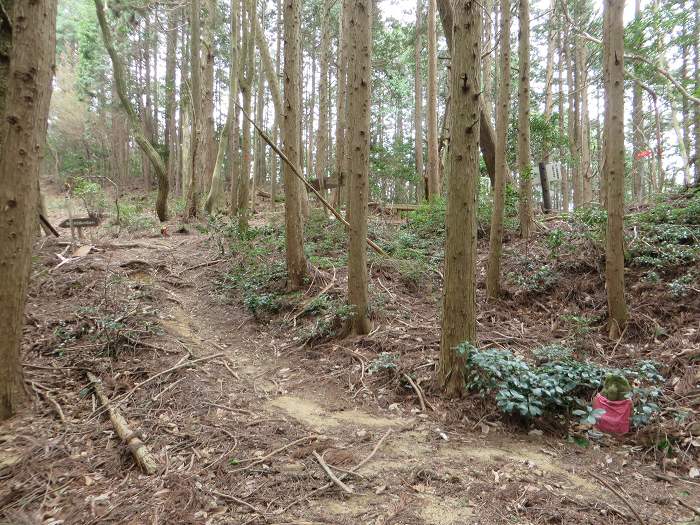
[426, 0, 440, 200]
[205, 0, 239, 214]
[282, 0, 307, 288]
[200, 0, 217, 192]
[604, 0, 628, 339]
[346, 0, 373, 335]
[439, 0, 480, 397]
[95, 0, 168, 221]
[185, 0, 202, 217]
[164, 7, 179, 195]
[315, 0, 333, 205]
[517, 0, 532, 238]
[333, 0, 350, 209]
[631, 0, 645, 202]
[694, 0, 700, 184]
[0, 0, 56, 420]
[577, 37, 593, 204]
[558, 26, 569, 211]
[414, 0, 424, 202]
[486, 0, 511, 299]
[237, 0, 255, 229]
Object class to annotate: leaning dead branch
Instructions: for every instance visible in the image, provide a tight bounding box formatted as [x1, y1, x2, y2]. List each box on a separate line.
[86, 372, 158, 475]
[313, 451, 354, 494]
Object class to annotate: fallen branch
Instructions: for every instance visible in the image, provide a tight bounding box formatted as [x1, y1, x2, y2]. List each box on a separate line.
[589, 471, 645, 525]
[276, 429, 393, 514]
[211, 489, 266, 517]
[114, 352, 224, 407]
[233, 435, 318, 472]
[236, 103, 387, 257]
[313, 451, 354, 494]
[86, 371, 158, 474]
[403, 374, 428, 412]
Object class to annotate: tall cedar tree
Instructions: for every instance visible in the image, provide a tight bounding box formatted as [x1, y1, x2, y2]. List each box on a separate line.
[426, 0, 440, 200]
[347, 0, 373, 335]
[604, 0, 628, 338]
[414, 0, 424, 200]
[486, 0, 511, 298]
[282, 0, 307, 288]
[186, 0, 202, 217]
[0, 0, 57, 420]
[439, 0, 481, 397]
[517, 0, 532, 238]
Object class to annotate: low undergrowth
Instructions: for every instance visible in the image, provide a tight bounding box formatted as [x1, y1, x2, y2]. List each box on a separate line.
[462, 342, 667, 429]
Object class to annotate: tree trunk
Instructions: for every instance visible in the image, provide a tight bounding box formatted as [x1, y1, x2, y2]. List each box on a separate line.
[517, 0, 532, 238]
[271, 0, 282, 203]
[439, 0, 480, 397]
[603, 0, 628, 339]
[565, 27, 580, 210]
[333, 0, 350, 209]
[111, 83, 129, 188]
[558, 26, 569, 211]
[414, 0, 424, 202]
[577, 38, 593, 204]
[346, 0, 373, 335]
[426, 0, 440, 200]
[185, 0, 202, 217]
[631, 3, 645, 201]
[205, 0, 239, 214]
[164, 8, 179, 195]
[95, 0, 168, 221]
[237, 0, 255, 229]
[200, 0, 217, 192]
[315, 0, 333, 206]
[0, 0, 57, 420]
[282, 0, 307, 288]
[486, 0, 511, 299]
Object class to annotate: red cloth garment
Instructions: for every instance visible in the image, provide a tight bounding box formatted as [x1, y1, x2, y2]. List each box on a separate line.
[592, 393, 632, 434]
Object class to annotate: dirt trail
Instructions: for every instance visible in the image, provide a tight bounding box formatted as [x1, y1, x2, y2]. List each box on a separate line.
[2, 223, 696, 524]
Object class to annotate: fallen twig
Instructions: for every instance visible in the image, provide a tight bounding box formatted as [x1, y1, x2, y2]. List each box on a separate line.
[676, 498, 700, 517]
[211, 489, 266, 518]
[86, 372, 158, 474]
[403, 374, 428, 412]
[313, 451, 354, 494]
[177, 258, 226, 275]
[114, 352, 224, 407]
[589, 471, 645, 525]
[276, 429, 393, 514]
[233, 435, 318, 472]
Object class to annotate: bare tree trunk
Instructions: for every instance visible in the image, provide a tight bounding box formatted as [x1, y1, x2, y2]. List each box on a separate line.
[426, 0, 440, 200]
[558, 27, 569, 211]
[200, 0, 217, 193]
[186, 0, 202, 217]
[517, 0, 532, 238]
[603, 0, 628, 339]
[282, 0, 307, 288]
[333, 0, 350, 209]
[95, 0, 169, 220]
[346, 0, 373, 335]
[631, 0, 645, 202]
[565, 27, 580, 209]
[205, 0, 239, 214]
[237, 0, 255, 229]
[111, 83, 129, 188]
[414, 0, 424, 202]
[271, 0, 282, 203]
[315, 0, 333, 207]
[142, 19, 153, 191]
[577, 39, 593, 204]
[439, 0, 480, 398]
[486, 0, 511, 299]
[164, 8, 179, 196]
[0, 0, 57, 420]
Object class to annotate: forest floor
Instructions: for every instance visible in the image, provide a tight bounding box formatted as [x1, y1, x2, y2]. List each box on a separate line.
[1, 187, 699, 524]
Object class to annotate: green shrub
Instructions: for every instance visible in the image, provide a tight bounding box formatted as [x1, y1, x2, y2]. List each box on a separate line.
[72, 176, 107, 217]
[461, 344, 664, 427]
